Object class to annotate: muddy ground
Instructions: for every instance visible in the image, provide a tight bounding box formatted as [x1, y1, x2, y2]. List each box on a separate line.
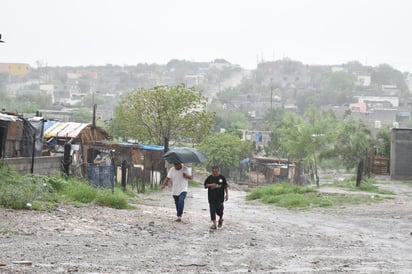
[1, 176, 412, 273]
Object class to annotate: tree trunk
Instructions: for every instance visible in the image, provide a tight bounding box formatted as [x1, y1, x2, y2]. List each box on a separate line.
[293, 161, 303, 185]
[161, 137, 169, 182]
[313, 153, 319, 188]
[356, 159, 364, 187]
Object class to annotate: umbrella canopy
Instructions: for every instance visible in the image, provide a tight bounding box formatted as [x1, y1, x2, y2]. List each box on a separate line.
[162, 147, 208, 164]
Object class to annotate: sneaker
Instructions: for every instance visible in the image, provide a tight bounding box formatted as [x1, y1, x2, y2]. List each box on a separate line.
[218, 218, 223, 228]
[175, 217, 182, 222]
[210, 224, 217, 229]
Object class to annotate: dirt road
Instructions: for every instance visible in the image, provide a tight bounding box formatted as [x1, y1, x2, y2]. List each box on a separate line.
[1, 178, 412, 273]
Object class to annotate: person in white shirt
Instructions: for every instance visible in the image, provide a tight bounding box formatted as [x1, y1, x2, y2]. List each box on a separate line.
[161, 163, 192, 222]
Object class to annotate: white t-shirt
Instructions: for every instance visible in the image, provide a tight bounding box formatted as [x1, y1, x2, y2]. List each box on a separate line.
[167, 165, 191, 196]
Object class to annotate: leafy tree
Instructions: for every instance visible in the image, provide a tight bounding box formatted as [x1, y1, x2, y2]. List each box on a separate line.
[113, 84, 215, 148]
[0, 90, 13, 111]
[13, 92, 53, 113]
[329, 119, 372, 186]
[199, 133, 249, 176]
[321, 71, 356, 106]
[375, 128, 391, 157]
[264, 108, 287, 156]
[276, 108, 334, 186]
[303, 108, 336, 186]
[215, 110, 251, 135]
[371, 64, 408, 93]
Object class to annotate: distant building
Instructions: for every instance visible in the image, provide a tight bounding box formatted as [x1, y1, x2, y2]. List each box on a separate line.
[241, 130, 271, 147]
[381, 85, 399, 96]
[0, 63, 31, 75]
[356, 96, 399, 109]
[349, 102, 368, 113]
[209, 59, 232, 70]
[355, 75, 371, 87]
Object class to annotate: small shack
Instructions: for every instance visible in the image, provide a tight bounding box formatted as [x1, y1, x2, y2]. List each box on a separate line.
[89, 141, 164, 187]
[250, 156, 296, 184]
[43, 121, 110, 178]
[0, 112, 44, 158]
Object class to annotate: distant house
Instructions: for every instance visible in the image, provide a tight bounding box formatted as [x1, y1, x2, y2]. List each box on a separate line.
[349, 102, 368, 113]
[355, 75, 371, 87]
[357, 96, 399, 109]
[0, 63, 31, 75]
[381, 85, 399, 96]
[240, 130, 271, 147]
[209, 59, 232, 70]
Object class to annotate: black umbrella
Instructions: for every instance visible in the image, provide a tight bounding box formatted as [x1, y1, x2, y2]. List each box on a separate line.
[162, 147, 207, 164]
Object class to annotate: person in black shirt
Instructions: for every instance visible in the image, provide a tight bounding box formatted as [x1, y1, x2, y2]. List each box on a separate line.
[204, 166, 229, 229]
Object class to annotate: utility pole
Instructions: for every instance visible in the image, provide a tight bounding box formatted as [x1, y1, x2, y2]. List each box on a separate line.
[270, 86, 273, 110]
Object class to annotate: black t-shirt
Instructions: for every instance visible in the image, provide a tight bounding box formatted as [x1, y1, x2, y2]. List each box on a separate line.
[204, 174, 227, 203]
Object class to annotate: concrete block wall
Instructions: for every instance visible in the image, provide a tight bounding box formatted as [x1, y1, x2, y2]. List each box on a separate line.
[2, 156, 64, 175]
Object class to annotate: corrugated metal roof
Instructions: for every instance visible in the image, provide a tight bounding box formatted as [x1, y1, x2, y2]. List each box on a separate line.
[0, 113, 21, 122]
[44, 122, 90, 138]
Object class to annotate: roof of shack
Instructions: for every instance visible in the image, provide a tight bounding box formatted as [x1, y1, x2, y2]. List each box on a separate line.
[0, 113, 21, 122]
[44, 122, 90, 138]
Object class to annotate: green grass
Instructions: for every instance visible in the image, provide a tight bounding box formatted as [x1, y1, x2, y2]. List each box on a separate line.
[247, 181, 393, 209]
[0, 167, 134, 210]
[95, 188, 133, 209]
[332, 176, 395, 195]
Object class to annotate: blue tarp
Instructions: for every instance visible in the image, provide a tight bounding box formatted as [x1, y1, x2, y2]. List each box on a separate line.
[240, 158, 250, 164]
[139, 144, 165, 151]
[116, 142, 164, 151]
[43, 120, 58, 132]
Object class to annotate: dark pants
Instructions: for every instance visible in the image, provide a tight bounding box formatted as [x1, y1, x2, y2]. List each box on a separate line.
[173, 191, 187, 217]
[209, 201, 224, 221]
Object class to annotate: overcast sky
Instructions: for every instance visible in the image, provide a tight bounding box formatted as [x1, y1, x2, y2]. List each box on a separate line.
[1, 0, 411, 71]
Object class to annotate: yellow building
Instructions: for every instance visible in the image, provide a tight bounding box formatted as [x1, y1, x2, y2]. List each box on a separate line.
[0, 63, 31, 75]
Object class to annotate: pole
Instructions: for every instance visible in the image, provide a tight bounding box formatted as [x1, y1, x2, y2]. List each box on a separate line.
[30, 133, 35, 174]
[63, 143, 71, 175]
[270, 86, 273, 110]
[121, 160, 127, 191]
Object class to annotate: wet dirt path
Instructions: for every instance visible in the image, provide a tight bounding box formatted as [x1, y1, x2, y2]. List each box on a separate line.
[1, 181, 412, 273]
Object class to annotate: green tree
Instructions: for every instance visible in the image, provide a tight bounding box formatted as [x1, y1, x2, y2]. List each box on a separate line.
[264, 108, 287, 157]
[330, 119, 372, 186]
[113, 84, 215, 147]
[321, 71, 356, 106]
[375, 128, 391, 157]
[215, 110, 251, 136]
[199, 133, 249, 176]
[371, 64, 408, 93]
[276, 108, 334, 186]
